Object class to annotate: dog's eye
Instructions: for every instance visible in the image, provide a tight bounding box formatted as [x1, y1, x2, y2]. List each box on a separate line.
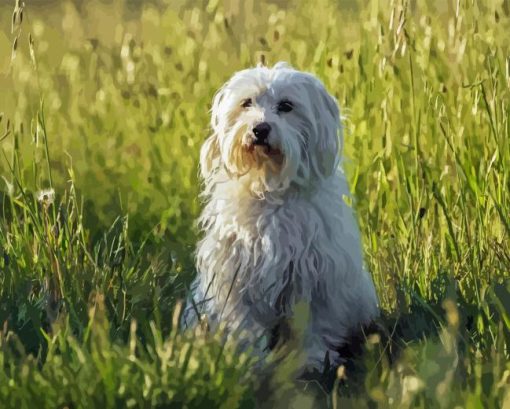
[277, 100, 293, 113]
[241, 98, 252, 108]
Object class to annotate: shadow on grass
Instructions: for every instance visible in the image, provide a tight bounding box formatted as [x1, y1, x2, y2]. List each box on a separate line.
[257, 272, 510, 407]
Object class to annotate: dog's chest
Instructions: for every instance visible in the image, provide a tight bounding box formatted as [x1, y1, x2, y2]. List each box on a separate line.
[200, 196, 333, 313]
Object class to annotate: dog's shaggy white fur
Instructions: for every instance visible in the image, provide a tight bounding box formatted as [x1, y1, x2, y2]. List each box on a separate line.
[182, 62, 379, 371]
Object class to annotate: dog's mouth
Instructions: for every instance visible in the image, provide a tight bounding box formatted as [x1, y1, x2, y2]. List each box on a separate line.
[246, 142, 283, 158]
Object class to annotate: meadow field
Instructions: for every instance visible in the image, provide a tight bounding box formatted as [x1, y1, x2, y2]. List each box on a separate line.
[0, 0, 509, 407]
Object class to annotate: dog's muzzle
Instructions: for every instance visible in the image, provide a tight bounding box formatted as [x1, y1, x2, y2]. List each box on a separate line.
[252, 122, 271, 146]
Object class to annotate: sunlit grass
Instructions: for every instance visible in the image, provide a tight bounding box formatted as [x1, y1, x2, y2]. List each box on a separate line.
[0, 0, 509, 407]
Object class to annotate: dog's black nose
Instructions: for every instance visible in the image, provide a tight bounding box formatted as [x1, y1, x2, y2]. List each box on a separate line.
[253, 122, 271, 143]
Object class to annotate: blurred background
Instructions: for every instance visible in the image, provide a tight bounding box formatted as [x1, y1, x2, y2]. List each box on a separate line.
[0, 0, 470, 278]
[0, 0, 509, 405]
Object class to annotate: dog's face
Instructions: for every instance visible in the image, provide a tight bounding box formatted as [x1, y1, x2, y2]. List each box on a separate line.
[201, 62, 341, 195]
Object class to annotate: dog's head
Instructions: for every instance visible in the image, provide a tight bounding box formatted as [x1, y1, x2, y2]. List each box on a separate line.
[201, 62, 341, 196]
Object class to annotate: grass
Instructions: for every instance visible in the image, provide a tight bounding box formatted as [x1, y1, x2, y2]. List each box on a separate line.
[0, 0, 509, 407]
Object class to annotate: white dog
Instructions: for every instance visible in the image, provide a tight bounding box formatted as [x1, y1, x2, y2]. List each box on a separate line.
[182, 62, 379, 372]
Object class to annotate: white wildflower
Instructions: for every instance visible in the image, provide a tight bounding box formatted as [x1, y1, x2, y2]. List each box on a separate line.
[36, 188, 55, 205]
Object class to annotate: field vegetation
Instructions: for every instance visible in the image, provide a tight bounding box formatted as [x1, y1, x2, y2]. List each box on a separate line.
[0, 0, 509, 407]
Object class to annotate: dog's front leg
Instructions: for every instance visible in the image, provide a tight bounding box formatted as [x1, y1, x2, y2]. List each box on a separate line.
[302, 328, 340, 374]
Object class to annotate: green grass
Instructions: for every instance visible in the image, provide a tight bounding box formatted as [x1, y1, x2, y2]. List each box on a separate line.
[0, 0, 509, 407]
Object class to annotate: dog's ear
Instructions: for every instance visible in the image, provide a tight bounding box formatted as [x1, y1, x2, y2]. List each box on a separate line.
[201, 84, 227, 179]
[210, 83, 227, 133]
[200, 133, 221, 179]
[304, 79, 341, 178]
[316, 89, 341, 177]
